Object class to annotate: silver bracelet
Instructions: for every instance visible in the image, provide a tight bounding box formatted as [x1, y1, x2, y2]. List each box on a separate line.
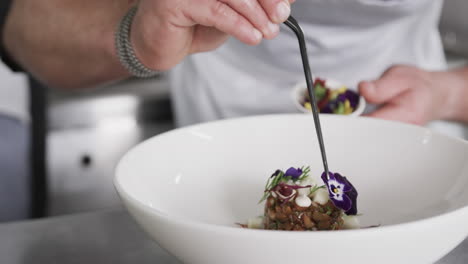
[115, 6, 160, 78]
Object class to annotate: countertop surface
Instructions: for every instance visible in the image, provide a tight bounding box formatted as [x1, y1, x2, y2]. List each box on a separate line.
[0, 209, 467, 264]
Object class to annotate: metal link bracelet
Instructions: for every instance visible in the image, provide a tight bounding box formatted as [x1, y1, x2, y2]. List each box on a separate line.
[115, 6, 160, 78]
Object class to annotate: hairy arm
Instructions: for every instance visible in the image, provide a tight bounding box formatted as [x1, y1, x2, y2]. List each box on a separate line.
[3, 0, 292, 89]
[3, 0, 132, 89]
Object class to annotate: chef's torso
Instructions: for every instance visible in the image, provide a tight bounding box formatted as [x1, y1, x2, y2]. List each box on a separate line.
[169, 0, 464, 137]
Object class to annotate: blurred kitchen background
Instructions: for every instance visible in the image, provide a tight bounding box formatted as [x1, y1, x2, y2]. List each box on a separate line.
[1, 1, 468, 218]
[46, 76, 174, 216]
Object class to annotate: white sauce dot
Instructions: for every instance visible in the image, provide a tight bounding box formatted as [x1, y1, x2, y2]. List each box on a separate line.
[295, 195, 312, 207]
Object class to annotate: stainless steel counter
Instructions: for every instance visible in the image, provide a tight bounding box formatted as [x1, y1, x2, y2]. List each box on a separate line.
[0, 209, 466, 264]
[0, 210, 179, 264]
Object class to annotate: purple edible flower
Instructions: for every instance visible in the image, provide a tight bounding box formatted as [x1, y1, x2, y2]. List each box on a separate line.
[284, 167, 303, 180]
[321, 103, 333, 113]
[271, 169, 282, 178]
[336, 91, 359, 109]
[337, 93, 347, 103]
[321, 171, 358, 215]
[344, 90, 359, 109]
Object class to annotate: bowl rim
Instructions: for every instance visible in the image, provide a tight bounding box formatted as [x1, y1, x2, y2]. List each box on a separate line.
[291, 79, 366, 117]
[114, 114, 468, 236]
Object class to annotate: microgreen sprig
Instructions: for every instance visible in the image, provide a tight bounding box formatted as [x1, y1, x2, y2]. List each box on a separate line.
[309, 184, 325, 196]
[298, 166, 311, 181]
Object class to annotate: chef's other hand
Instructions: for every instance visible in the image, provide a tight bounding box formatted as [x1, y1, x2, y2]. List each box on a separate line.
[358, 65, 454, 125]
[132, 0, 294, 71]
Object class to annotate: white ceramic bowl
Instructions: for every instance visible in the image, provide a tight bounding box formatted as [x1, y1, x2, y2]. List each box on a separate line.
[292, 79, 366, 116]
[115, 114, 468, 264]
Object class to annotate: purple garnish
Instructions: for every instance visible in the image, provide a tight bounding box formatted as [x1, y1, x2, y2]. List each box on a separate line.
[321, 171, 358, 215]
[284, 167, 303, 180]
[321, 104, 333, 113]
[336, 90, 359, 109]
[271, 169, 282, 178]
[345, 90, 359, 109]
[337, 93, 347, 103]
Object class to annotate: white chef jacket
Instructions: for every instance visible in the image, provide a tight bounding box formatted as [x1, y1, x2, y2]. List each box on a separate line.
[170, 0, 463, 137]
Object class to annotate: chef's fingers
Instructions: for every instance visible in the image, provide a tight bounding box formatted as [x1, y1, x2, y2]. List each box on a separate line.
[190, 26, 230, 53]
[258, 0, 291, 23]
[187, 0, 263, 45]
[365, 103, 422, 125]
[358, 67, 413, 104]
[358, 79, 410, 105]
[219, 0, 279, 39]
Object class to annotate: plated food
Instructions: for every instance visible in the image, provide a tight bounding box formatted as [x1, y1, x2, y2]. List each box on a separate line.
[115, 114, 468, 263]
[303, 79, 360, 114]
[245, 166, 360, 231]
[293, 78, 365, 116]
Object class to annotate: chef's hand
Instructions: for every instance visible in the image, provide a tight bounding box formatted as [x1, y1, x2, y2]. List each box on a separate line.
[132, 0, 294, 71]
[358, 65, 453, 125]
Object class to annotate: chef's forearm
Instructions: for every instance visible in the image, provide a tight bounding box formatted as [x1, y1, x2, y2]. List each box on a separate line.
[438, 67, 468, 123]
[3, 0, 131, 89]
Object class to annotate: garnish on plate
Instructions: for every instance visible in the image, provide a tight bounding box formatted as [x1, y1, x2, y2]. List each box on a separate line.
[302, 78, 360, 115]
[245, 166, 360, 231]
[321, 171, 358, 215]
